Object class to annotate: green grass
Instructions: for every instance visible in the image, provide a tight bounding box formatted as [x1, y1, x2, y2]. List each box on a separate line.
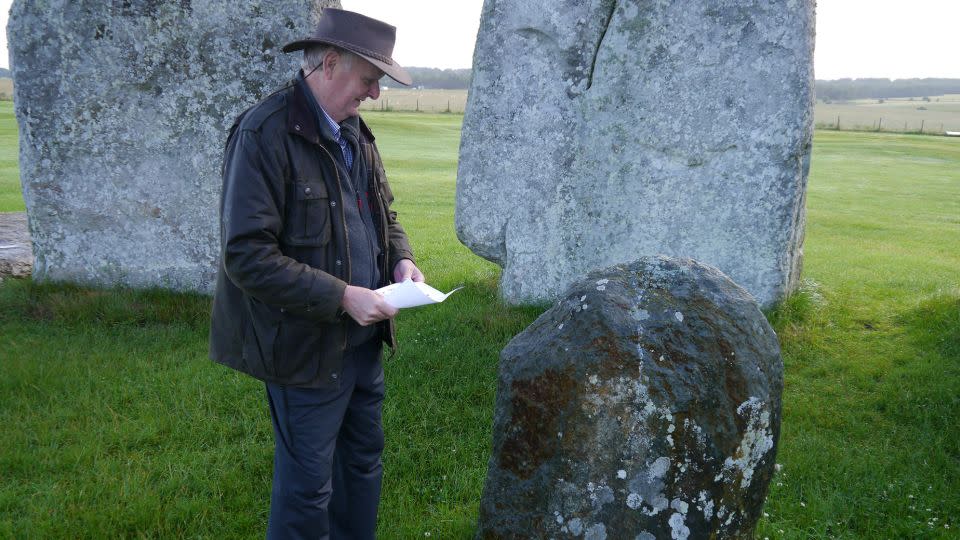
[0, 101, 21, 212]
[1, 116, 958, 538]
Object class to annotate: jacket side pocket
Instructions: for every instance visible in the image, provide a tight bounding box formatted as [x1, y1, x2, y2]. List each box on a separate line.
[241, 298, 280, 380]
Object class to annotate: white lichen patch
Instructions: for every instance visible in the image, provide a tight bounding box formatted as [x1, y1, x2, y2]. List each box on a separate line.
[671, 498, 689, 514]
[627, 493, 643, 509]
[563, 517, 583, 535]
[714, 397, 774, 489]
[643, 494, 670, 516]
[674, 311, 684, 322]
[669, 511, 690, 540]
[649, 457, 671, 479]
[584, 523, 607, 540]
[617, 469, 627, 479]
[698, 490, 715, 520]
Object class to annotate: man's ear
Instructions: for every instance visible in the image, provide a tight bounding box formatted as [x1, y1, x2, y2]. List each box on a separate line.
[322, 50, 339, 80]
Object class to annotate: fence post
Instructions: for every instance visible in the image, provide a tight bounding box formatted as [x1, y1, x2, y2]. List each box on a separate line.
[416, 98, 420, 112]
[878, 118, 883, 131]
[920, 120, 924, 133]
[837, 115, 840, 130]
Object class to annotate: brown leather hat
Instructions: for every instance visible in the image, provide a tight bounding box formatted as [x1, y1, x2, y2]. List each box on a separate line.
[282, 8, 412, 86]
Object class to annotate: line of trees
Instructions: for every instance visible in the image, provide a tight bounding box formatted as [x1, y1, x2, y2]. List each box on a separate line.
[816, 78, 960, 101]
[379, 67, 471, 89]
[386, 71, 960, 99]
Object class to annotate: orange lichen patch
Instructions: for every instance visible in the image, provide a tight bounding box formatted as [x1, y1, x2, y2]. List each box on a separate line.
[500, 367, 579, 479]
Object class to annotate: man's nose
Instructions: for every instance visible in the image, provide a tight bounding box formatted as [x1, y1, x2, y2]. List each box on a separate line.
[368, 81, 380, 100]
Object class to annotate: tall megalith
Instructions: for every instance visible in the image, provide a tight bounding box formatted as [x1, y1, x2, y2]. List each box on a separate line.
[456, 0, 815, 306]
[8, 0, 338, 291]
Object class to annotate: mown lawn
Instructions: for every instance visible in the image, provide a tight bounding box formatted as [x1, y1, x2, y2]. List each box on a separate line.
[0, 101, 21, 212]
[0, 114, 957, 538]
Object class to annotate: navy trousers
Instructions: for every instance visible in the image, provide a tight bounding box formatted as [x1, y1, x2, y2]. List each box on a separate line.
[265, 340, 384, 540]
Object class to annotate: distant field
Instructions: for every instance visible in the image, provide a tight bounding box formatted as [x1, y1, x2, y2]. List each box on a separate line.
[362, 88, 960, 133]
[0, 78, 11, 101]
[360, 88, 468, 114]
[815, 94, 960, 133]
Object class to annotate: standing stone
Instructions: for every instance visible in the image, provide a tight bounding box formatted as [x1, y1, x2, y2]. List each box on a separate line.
[478, 256, 783, 539]
[8, 0, 338, 291]
[0, 212, 32, 279]
[457, 0, 814, 307]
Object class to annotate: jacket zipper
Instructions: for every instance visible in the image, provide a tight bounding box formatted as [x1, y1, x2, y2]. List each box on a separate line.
[312, 142, 350, 354]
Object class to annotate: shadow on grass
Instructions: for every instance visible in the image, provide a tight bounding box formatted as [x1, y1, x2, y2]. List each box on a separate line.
[898, 294, 960, 360]
[0, 277, 211, 329]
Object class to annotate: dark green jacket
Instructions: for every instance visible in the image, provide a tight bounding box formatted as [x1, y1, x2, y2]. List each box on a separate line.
[209, 80, 414, 388]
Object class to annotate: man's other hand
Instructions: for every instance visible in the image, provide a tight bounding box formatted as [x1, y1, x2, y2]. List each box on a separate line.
[341, 285, 398, 326]
[393, 259, 425, 283]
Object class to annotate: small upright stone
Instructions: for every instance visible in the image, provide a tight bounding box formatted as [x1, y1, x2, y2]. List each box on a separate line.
[477, 256, 783, 539]
[457, 0, 815, 306]
[0, 212, 33, 279]
[8, 0, 338, 291]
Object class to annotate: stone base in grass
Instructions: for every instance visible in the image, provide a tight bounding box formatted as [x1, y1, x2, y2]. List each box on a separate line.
[0, 212, 32, 280]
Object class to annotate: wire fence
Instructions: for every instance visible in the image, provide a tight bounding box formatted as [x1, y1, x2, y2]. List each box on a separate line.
[359, 89, 468, 114]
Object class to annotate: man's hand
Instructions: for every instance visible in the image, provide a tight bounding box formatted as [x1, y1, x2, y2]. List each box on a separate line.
[393, 258, 425, 283]
[341, 285, 398, 326]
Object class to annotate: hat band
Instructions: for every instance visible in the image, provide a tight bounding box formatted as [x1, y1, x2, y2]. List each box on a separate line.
[321, 37, 394, 66]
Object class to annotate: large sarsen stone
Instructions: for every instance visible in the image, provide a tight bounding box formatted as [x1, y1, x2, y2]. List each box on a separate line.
[457, 0, 814, 306]
[8, 0, 338, 291]
[478, 256, 783, 539]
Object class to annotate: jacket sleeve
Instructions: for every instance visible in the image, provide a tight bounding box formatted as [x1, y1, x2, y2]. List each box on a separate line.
[220, 128, 347, 322]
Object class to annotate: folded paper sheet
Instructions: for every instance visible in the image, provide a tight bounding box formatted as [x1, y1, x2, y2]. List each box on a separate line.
[376, 279, 463, 309]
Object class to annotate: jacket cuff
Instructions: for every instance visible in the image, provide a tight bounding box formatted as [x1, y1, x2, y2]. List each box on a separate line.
[301, 271, 348, 322]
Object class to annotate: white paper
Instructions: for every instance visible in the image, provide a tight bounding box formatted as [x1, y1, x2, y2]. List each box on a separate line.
[376, 279, 463, 309]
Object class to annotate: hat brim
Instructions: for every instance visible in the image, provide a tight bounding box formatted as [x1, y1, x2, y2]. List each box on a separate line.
[282, 39, 413, 86]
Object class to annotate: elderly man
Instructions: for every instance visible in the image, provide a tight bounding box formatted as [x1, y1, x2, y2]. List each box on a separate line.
[209, 8, 423, 539]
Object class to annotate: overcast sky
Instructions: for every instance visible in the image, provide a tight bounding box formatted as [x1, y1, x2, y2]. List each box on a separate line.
[1, 0, 958, 80]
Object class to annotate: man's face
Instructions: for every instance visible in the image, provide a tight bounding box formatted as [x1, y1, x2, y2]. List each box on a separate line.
[324, 53, 383, 123]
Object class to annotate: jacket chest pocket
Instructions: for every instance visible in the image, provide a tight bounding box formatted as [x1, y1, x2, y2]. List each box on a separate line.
[283, 180, 332, 246]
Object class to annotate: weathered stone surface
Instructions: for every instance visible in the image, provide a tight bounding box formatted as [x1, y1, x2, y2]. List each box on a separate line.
[478, 256, 783, 539]
[0, 212, 32, 279]
[457, 0, 814, 307]
[8, 0, 338, 291]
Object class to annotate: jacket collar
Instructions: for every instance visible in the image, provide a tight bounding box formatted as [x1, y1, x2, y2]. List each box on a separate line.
[288, 74, 321, 145]
[287, 71, 375, 145]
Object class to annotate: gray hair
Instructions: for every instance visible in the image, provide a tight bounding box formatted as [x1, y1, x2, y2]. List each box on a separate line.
[302, 44, 355, 74]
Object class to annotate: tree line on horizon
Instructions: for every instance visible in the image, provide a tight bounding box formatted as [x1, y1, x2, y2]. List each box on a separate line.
[385, 69, 960, 102]
[1, 65, 956, 101]
[816, 78, 960, 101]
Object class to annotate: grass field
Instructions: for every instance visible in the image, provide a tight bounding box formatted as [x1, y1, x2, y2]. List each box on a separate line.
[0, 102, 20, 212]
[358, 88, 960, 134]
[360, 88, 469, 114]
[815, 94, 960, 133]
[1, 113, 958, 538]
